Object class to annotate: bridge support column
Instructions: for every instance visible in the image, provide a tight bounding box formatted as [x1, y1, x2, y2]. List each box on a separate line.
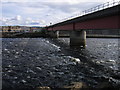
[70, 30, 86, 48]
[49, 31, 59, 38]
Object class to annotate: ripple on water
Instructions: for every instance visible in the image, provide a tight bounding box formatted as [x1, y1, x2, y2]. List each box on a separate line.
[2, 38, 120, 88]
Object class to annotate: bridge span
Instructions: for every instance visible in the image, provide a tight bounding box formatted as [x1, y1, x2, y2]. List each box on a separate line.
[45, 2, 120, 48]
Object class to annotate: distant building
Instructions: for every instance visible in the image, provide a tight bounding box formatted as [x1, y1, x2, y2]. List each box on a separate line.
[1, 26, 22, 32]
[21, 26, 30, 32]
[0, 26, 2, 32]
[0, 26, 42, 33]
[30, 27, 42, 32]
[1, 26, 30, 32]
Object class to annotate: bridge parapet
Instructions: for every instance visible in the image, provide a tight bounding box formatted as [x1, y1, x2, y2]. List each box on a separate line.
[80, 0, 120, 17]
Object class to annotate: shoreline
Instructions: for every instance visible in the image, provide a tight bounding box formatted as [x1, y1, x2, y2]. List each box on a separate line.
[0, 32, 120, 38]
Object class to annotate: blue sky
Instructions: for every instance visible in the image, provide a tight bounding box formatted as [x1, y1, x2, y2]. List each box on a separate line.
[1, 0, 116, 26]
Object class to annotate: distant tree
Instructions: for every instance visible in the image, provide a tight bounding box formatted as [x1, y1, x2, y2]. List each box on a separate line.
[8, 26, 11, 32]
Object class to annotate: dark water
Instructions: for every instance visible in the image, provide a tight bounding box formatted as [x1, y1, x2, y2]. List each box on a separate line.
[57, 38, 120, 70]
[1, 38, 120, 89]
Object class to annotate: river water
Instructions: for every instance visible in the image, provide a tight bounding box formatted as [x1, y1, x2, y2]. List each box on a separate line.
[1, 38, 120, 89]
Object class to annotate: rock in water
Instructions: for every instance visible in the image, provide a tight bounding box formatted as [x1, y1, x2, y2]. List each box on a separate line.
[64, 82, 87, 90]
[36, 86, 51, 90]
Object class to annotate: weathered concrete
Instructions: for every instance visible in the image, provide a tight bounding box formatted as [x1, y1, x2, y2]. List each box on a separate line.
[70, 30, 86, 48]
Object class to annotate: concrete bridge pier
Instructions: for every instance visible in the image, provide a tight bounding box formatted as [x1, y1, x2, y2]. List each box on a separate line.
[70, 30, 86, 48]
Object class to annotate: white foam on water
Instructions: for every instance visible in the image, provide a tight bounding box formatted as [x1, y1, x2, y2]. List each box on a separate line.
[46, 40, 50, 44]
[108, 59, 116, 62]
[27, 69, 36, 74]
[14, 77, 18, 79]
[15, 55, 19, 59]
[7, 70, 12, 73]
[16, 52, 19, 54]
[8, 65, 12, 67]
[109, 65, 119, 71]
[4, 48, 8, 51]
[108, 44, 112, 47]
[46, 40, 61, 52]
[66, 56, 81, 63]
[51, 43, 61, 51]
[36, 67, 42, 70]
[27, 76, 30, 79]
[21, 80, 26, 83]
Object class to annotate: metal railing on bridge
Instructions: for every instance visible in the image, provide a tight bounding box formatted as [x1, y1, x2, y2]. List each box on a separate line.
[51, 0, 120, 26]
[80, 0, 120, 16]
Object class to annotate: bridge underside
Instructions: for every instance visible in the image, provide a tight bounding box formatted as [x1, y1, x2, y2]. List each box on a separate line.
[46, 5, 120, 48]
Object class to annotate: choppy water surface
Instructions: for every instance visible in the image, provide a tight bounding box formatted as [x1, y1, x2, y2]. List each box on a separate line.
[57, 38, 120, 70]
[2, 38, 120, 89]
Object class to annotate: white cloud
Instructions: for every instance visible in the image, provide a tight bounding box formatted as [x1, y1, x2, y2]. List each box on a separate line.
[16, 15, 21, 21]
[1, 15, 46, 26]
[1, 0, 119, 26]
[9, 15, 22, 21]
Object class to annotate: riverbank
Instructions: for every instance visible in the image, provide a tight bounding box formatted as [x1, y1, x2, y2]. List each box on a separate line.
[1, 32, 120, 38]
[1, 32, 45, 38]
[87, 34, 120, 38]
